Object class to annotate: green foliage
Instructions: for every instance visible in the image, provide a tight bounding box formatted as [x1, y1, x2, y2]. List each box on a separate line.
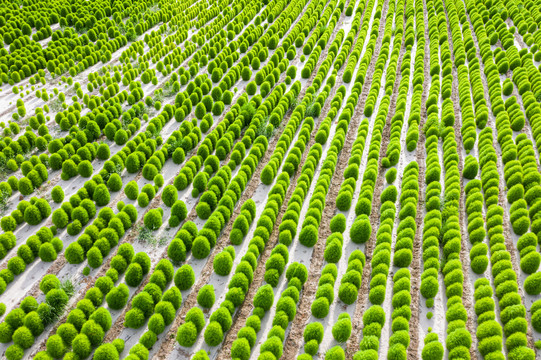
[51, 186, 64, 203]
[174, 265, 195, 290]
[332, 314, 352, 342]
[213, 251, 233, 275]
[162, 185, 178, 207]
[106, 284, 129, 310]
[177, 322, 198, 347]
[350, 216, 371, 243]
[330, 214, 346, 233]
[197, 285, 215, 308]
[143, 209, 163, 230]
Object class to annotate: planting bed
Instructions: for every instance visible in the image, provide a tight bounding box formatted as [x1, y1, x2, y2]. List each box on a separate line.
[1, 0, 541, 359]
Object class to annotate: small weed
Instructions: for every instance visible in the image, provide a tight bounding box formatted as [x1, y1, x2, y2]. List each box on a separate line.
[162, 82, 176, 98]
[60, 278, 75, 298]
[138, 226, 168, 247]
[148, 128, 161, 139]
[49, 98, 64, 113]
[168, 138, 183, 156]
[133, 104, 149, 118]
[0, 188, 11, 215]
[305, 99, 318, 118]
[288, 98, 300, 113]
[126, 31, 137, 42]
[154, 91, 164, 104]
[255, 117, 269, 138]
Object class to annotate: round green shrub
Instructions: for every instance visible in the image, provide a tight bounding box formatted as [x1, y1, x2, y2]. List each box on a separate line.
[78, 161, 93, 178]
[167, 238, 186, 264]
[140, 330, 157, 349]
[132, 292, 155, 318]
[521, 252, 541, 274]
[330, 214, 347, 233]
[332, 316, 352, 342]
[57, 323, 77, 346]
[162, 185, 178, 207]
[125, 263, 143, 287]
[24, 311, 43, 336]
[148, 314, 165, 335]
[177, 322, 198, 347]
[1, 216, 16, 232]
[46, 334, 66, 358]
[311, 297, 330, 318]
[154, 174, 164, 188]
[87, 247, 103, 268]
[325, 346, 345, 360]
[214, 251, 233, 275]
[197, 285, 215, 308]
[253, 284, 274, 311]
[210, 307, 232, 332]
[204, 321, 224, 347]
[40, 274, 60, 294]
[304, 321, 324, 345]
[299, 225, 318, 247]
[5, 345, 24, 360]
[338, 282, 358, 305]
[124, 181, 138, 200]
[231, 338, 251, 360]
[107, 174, 123, 192]
[155, 301, 176, 325]
[124, 308, 146, 329]
[12, 326, 34, 349]
[0, 321, 14, 343]
[137, 192, 150, 207]
[72, 334, 92, 358]
[185, 307, 205, 333]
[24, 205, 43, 225]
[51, 186, 64, 203]
[261, 336, 283, 358]
[420, 276, 439, 299]
[81, 320, 104, 346]
[144, 209, 163, 230]
[175, 265, 195, 290]
[93, 184, 111, 206]
[8, 256, 26, 275]
[324, 240, 342, 263]
[39, 242, 57, 262]
[171, 200, 188, 222]
[93, 343, 119, 360]
[192, 237, 211, 259]
[350, 216, 371, 243]
[106, 284, 129, 310]
[525, 272, 541, 295]
[52, 209, 68, 229]
[97, 144, 110, 160]
[386, 168, 397, 183]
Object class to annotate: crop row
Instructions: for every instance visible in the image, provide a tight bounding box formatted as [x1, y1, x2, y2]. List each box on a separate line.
[352, 0, 408, 354]
[385, 160, 419, 358]
[478, 128, 534, 358]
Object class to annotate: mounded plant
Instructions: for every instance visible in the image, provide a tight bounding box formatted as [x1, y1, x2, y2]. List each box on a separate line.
[144, 209, 163, 231]
[213, 251, 233, 276]
[197, 285, 215, 308]
[174, 265, 195, 290]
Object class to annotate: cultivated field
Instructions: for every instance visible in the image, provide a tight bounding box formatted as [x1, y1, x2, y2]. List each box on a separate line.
[0, 0, 541, 359]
